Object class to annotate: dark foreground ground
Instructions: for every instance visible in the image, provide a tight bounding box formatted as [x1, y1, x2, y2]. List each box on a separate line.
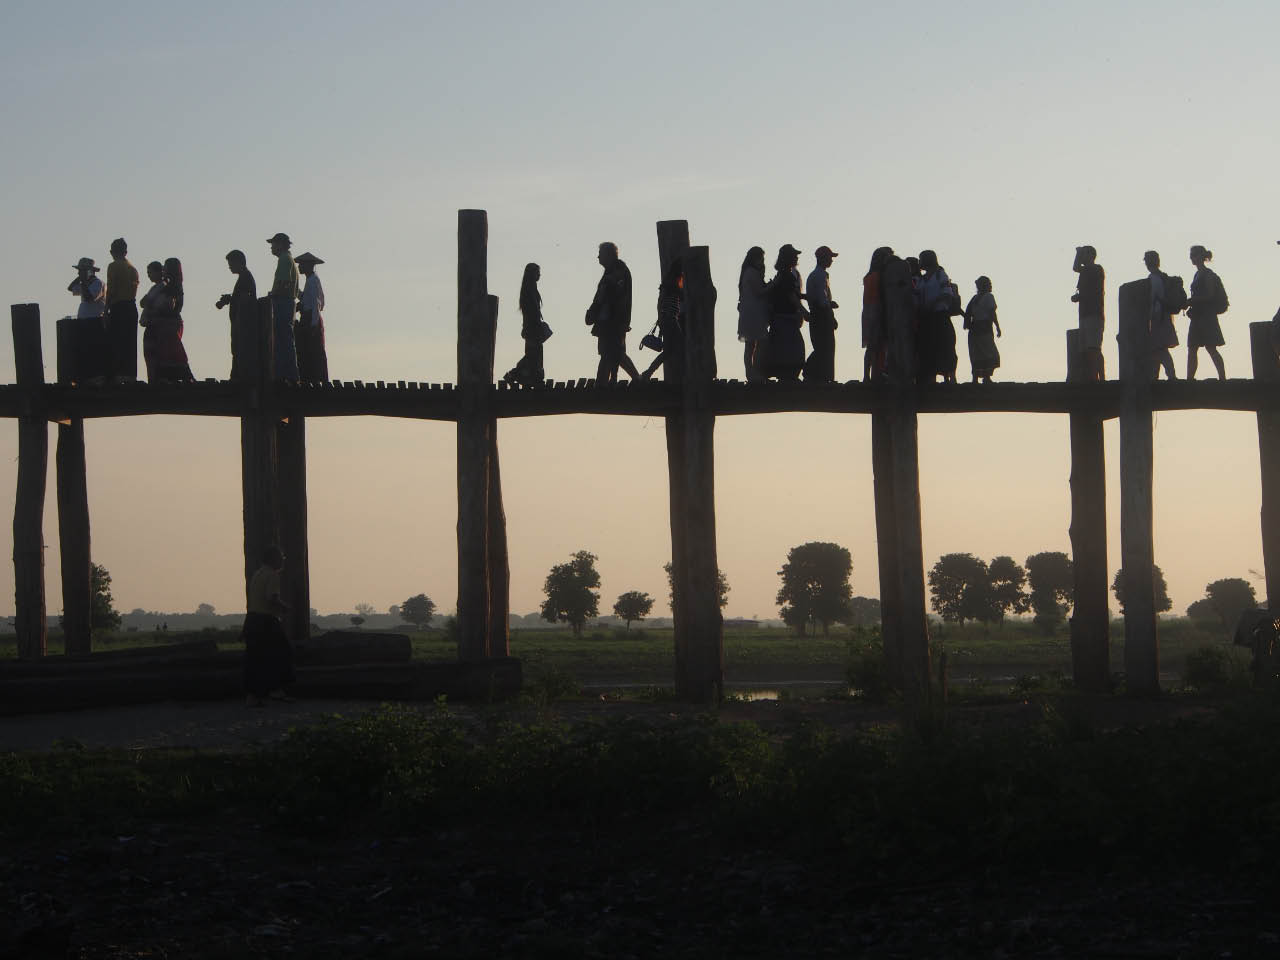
[5, 694, 1280, 958]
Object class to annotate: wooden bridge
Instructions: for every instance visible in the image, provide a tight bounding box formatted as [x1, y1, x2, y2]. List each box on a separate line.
[8, 210, 1280, 704]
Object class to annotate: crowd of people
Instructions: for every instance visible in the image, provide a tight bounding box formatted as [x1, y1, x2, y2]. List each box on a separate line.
[66, 233, 329, 385]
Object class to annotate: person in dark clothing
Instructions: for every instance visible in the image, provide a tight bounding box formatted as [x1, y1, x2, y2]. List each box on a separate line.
[737, 246, 770, 382]
[862, 246, 893, 382]
[294, 252, 329, 383]
[803, 246, 839, 383]
[216, 250, 257, 381]
[766, 244, 806, 381]
[143, 258, 194, 383]
[916, 249, 958, 384]
[1145, 250, 1178, 381]
[641, 256, 684, 381]
[105, 238, 139, 383]
[1071, 245, 1106, 381]
[1186, 245, 1226, 380]
[503, 263, 548, 387]
[242, 544, 294, 706]
[586, 242, 642, 384]
[963, 275, 1001, 383]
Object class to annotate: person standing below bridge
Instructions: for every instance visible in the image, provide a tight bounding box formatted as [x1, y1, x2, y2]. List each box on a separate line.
[1071, 245, 1105, 381]
[586, 242, 642, 384]
[267, 232, 300, 381]
[1185, 245, 1227, 381]
[803, 246, 839, 383]
[215, 250, 256, 380]
[294, 252, 329, 383]
[105, 238, 139, 383]
[1145, 250, 1179, 380]
[242, 545, 294, 707]
[963, 275, 1001, 383]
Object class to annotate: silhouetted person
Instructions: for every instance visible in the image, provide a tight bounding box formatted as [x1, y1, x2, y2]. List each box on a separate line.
[1186, 245, 1227, 380]
[862, 246, 893, 382]
[503, 263, 547, 387]
[917, 249, 958, 384]
[294, 252, 329, 383]
[586, 242, 642, 384]
[242, 544, 294, 707]
[737, 246, 769, 382]
[766, 244, 805, 381]
[146, 258, 194, 383]
[105, 238, 139, 383]
[267, 232, 300, 381]
[138, 261, 165, 382]
[68, 256, 107, 384]
[642, 256, 684, 381]
[963, 275, 1001, 384]
[803, 246, 839, 383]
[216, 250, 257, 380]
[1145, 250, 1178, 380]
[1071, 245, 1106, 381]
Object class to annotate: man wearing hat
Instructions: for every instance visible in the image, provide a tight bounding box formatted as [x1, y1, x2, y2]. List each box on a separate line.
[803, 246, 839, 383]
[267, 232, 300, 381]
[294, 252, 328, 383]
[68, 257, 108, 386]
[105, 238, 140, 383]
[69, 257, 106, 319]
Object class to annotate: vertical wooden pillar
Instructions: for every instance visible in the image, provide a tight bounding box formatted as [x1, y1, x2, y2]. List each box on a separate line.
[277, 414, 310, 644]
[1117, 279, 1158, 694]
[55, 319, 92, 655]
[881, 257, 931, 705]
[240, 297, 278, 599]
[486, 295, 510, 658]
[656, 221, 693, 689]
[11, 304, 47, 659]
[1066, 329, 1110, 690]
[456, 209, 493, 661]
[1250, 322, 1280, 609]
[678, 246, 724, 702]
[870, 411, 902, 680]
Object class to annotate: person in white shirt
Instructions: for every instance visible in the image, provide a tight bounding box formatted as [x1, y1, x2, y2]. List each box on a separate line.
[68, 257, 105, 318]
[294, 252, 329, 382]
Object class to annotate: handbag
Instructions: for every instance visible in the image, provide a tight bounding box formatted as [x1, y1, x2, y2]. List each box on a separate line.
[537, 320, 553, 343]
[639, 321, 663, 352]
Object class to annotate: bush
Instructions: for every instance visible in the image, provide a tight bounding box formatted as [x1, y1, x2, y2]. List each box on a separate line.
[846, 627, 893, 704]
[1183, 645, 1231, 690]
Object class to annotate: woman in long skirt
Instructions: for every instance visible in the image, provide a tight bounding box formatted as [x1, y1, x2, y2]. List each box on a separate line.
[737, 247, 770, 382]
[766, 244, 805, 381]
[963, 276, 1002, 383]
[142, 258, 194, 382]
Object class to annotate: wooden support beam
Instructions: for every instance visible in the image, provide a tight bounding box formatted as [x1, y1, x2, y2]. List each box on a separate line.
[656, 221, 694, 693]
[1066, 328, 1109, 690]
[1250, 321, 1280, 609]
[677, 245, 724, 702]
[55, 319, 91, 655]
[240, 297, 278, 597]
[277, 414, 310, 645]
[882, 257, 931, 706]
[486, 295, 510, 659]
[11, 304, 47, 659]
[1117, 280, 1158, 694]
[870, 411, 902, 681]
[456, 209, 492, 661]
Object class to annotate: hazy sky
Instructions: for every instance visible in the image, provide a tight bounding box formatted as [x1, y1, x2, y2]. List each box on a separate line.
[3, 1, 1279, 621]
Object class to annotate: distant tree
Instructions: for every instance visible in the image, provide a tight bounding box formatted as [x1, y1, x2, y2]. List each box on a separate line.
[1204, 577, 1257, 629]
[1111, 564, 1172, 616]
[388, 604, 401, 621]
[400, 594, 436, 629]
[928, 553, 996, 625]
[195, 602, 216, 617]
[776, 542, 853, 637]
[354, 602, 377, 620]
[542, 550, 602, 637]
[663, 562, 730, 610]
[987, 555, 1031, 624]
[350, 615, 365, 627]
[613, 591, 655, 630]
[1026, 552, 1074, 634]
[845, 596, 881, 628]
[1186, 597, 1217, 623]
[91, 563, 121, 632]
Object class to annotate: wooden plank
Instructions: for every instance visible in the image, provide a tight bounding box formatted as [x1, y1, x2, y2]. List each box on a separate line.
[1117, 279, 1158, 694]
[11, 304, 47, 659]
[1251, 321, 1280, 609]
[1066, 328, 1109, 691]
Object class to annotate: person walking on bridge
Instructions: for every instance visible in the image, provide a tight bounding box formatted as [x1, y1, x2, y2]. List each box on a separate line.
[803, 246, 839, 383]
[586, 242, 642, 384]
[216, 250, 256, 381]
[267, 232, 300, 381]
[294, 252, 329, 383]
[1186, 245, 1227, 381]
[105, 238, 139, 383]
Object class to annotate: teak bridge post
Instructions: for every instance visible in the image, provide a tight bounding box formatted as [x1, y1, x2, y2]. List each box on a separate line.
[1066, 329, 1109, 690]
[11, 304, 47, 658]
[55, 319, 92, 655]
[1250, 321, 1280, 609]
[1117, 280, 1158, 694]
[240, 297, 279, 606]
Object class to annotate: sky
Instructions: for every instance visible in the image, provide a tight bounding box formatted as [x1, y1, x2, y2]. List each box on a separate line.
[2, 0, 1279, 622]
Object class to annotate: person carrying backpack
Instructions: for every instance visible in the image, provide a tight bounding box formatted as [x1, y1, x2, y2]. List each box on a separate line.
[1144, 250, 1180, 380]
[1186, 245, 1227, 380]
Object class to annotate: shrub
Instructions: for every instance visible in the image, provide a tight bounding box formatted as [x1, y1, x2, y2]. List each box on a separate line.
[846, 626, 893, 704]
[1183, 645, 1230, 690]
